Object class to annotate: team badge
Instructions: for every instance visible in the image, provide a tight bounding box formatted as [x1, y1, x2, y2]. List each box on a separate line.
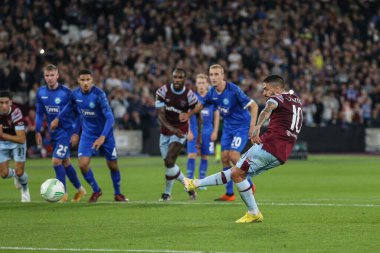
[55, 98, 61, 104]
[180, 100, 187, 107]
[89, 102, 95, 108]
[223, 98, 229, 105]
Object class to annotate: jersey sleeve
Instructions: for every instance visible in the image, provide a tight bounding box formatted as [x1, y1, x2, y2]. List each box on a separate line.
[155, 85, 167, 108]
[58, 92, 76, 121]
[35, 90, 44, 133]
[11, 107, 25, 131]
[267, 95, 283, 108]
[187, 89, 199, 109]
[98, 91, 115, 137]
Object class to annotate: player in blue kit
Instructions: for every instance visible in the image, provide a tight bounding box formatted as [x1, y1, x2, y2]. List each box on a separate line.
[50, 69, 128, 203]
[36, 64, 86, 202]
[186, 74, 219, 186]
[182, 64, 258, 201]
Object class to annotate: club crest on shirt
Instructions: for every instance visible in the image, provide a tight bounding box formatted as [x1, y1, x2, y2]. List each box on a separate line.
[54, 97, 61, 104]
[89, 102, 95, 108]
[180, 100, 187, 107]
[223, 98, 229, 105]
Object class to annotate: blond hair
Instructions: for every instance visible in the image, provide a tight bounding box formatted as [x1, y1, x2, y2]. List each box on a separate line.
[209, 64, 224, 73]
[196, 73, 209, 81]
[43, 64, 58, 72]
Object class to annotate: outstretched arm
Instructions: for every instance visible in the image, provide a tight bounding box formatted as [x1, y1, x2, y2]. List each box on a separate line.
[250, 100, 277, 144]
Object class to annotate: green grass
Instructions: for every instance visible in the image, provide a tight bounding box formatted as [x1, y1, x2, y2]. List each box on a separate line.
[0, 155, 379, 253]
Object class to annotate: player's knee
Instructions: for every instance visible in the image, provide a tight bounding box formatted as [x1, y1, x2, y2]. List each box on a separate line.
[164, 159, 175, 168]
[52, 158, 63, 167]
[0, 170, 8, 178]
[62, 159, 71, 168]
[231, 167, 245, 183]
[188, 153, 196, 159]
[107, 160, 118, 171]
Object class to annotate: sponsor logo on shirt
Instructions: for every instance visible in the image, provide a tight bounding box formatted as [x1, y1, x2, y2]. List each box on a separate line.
[166, 106, 182, 114]
[81, 109, 97, 117]
[45, 106, 60, 114]
[76, 99, 83, 102]
[41, 96, 48, 99]
[218, 106, 229, 115]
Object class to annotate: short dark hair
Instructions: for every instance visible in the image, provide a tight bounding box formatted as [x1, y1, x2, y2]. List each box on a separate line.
[173, 68, 187, 78]
[263, 75, 285, 88]
[77, 69, 92, 77]
[0, 90, 12, 99]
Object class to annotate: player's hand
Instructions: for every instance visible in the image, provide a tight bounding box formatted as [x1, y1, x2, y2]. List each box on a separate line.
[188, 130, 194, 141]
[35, 132, 42, 146]
[179, 112, 189, 122]
[211, 131, 218, 141]
[0, 124, 3, 137]
[195, 134, 202, 150]
[50, 118, 59, 131]
[172, 128, 184, 138]
[250, 126, 262, 144]
[70, 134, 80, 147]
[92, 136, 106, 150]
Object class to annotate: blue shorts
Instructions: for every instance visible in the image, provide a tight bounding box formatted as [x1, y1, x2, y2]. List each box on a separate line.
[159, 134, 187, 159]
[236, 144, 281, 177]
[78, 133, 117, 161]
[187, 132, 214, 155]
[221, 126, 249, 152]
[0, 141, 26, 163]
[51, 137, 71, 160]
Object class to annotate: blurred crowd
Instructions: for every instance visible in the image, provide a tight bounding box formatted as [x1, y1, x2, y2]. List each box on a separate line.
[1, 0, 380, 134]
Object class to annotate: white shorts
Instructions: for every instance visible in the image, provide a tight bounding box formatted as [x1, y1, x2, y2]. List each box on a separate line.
[0, 141, 27, 163]
[236, 144, 281, 177]
[159, 134, 187, 159]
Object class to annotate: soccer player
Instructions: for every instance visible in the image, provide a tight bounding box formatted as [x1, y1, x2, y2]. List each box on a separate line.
[181, 64, 258, 201]
[186, 74, 220, 187]
[0, 90, 30, 202]
[155, 68, 202, 201]
[50, 69, 127, 203]
[36, 64, 86, 202]
[185, 75, 303, 223]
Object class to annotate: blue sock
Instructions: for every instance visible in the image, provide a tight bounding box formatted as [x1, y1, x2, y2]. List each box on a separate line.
[65, 164, 81, 189]
[223, 167, 234, 195]
[54, 165, 67, 191]
[82, 168, 100, 193]
[199, 159, 208, 179]
[110, 170, 121, 195]
[186, 158, 195, 179]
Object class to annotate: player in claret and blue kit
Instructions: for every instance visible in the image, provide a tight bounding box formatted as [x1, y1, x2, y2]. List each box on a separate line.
[185, 75, 303, 223]
[51, 69, 128, 203]
[36, 64, 86, 202]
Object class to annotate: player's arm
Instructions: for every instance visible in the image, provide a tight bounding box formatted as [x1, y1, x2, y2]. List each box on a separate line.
[195, 108, 203, 148]
[35, 93, 45, 145]
[157, 107, 183, 138]
[251, 99, 278, 144]
[211, 109, 220, 141]
[93, 92, 115, 150]
[51, 94, 76, 130]
[245, 99, 259, 138]
[180, 103, 203, 122]
[70, 114, 81, 147]
[0, 126, 26, 144]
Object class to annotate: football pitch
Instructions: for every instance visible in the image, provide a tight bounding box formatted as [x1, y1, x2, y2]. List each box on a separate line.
[0, 155, 379, 253]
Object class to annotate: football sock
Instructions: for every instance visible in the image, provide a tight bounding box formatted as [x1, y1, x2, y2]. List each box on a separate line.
[110, 169, 121, 195]
[54, 165, 67, 191]
[65, 164, 81, 189]
[199, 159, 208, 179]
[196, 168, 231, 187]
[16, 172, 28, 191]
[247, 177, 253, 188]
[186, 158, 195, 179]
[6, 168, 16, 178]
[236, 179, 259, 215]
[164, 164, 184, 194]
[224, 167, 234, 195]
[82, 168, 100, 193]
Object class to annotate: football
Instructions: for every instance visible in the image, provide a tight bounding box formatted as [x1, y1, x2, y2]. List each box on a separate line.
[40, 179, 65, 202]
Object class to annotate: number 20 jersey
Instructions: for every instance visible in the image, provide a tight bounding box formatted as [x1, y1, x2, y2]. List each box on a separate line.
[261, 93, 303, 162]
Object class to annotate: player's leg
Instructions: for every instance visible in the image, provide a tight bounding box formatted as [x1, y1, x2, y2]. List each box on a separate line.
[12, 143, 30, 202]
[78, 137, 101, 202]
[233, 144, 281, 223]
[62, 158, 86, 202]
[216, 131, 235, 200]
[186, 136, 197, 179]
[198, 136, 213, 190]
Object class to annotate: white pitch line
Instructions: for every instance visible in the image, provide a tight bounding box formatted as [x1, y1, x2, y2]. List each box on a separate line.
[0, 246, 248, 253]
[0, 200, 379, 207]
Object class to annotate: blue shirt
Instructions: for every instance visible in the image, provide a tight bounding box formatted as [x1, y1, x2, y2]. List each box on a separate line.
[58, 86, 114, 138]
[190, 92, 216, 135]
[36, 85, 79, 139]
[202, 82, 252, 130]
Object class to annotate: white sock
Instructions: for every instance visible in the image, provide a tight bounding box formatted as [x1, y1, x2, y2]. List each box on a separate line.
[236, 179, 259, 215]
[164, 165, 184, 194]
[7, 168, 16, 178]
[196, 169, 231, 187]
